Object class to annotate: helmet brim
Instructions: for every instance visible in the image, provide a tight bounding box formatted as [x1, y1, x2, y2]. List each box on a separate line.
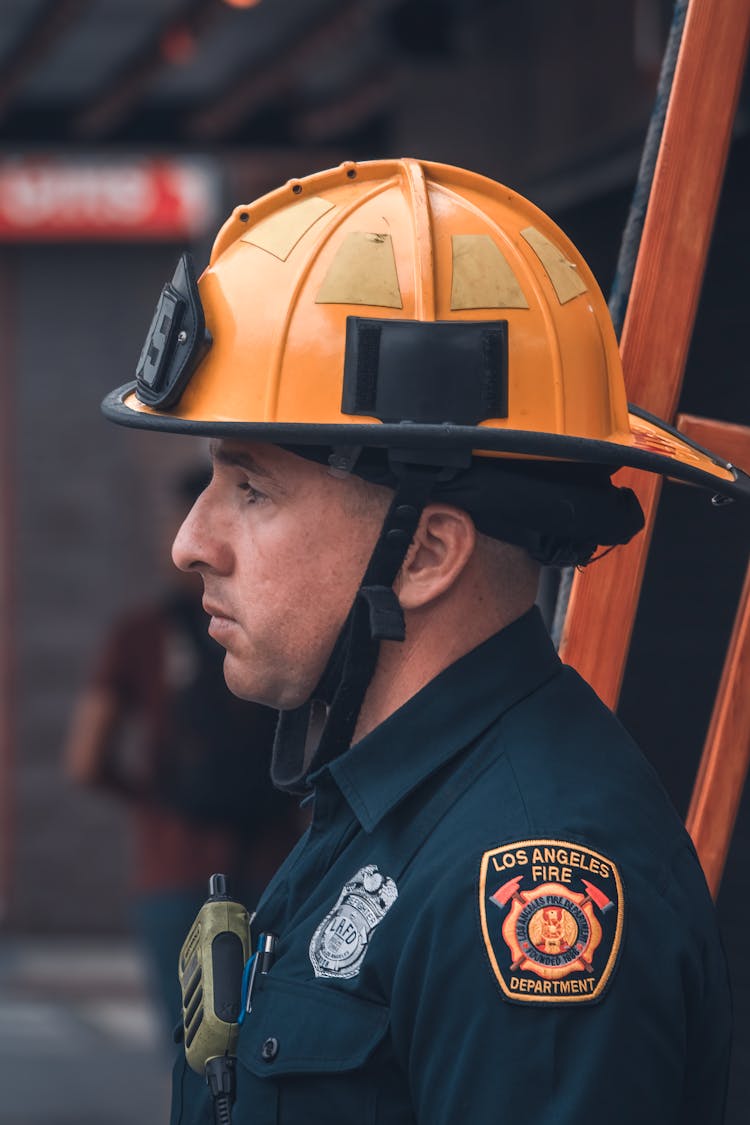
[102, 383, 750, 504]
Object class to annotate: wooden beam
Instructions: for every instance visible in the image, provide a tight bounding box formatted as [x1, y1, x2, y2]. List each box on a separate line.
[677, 414, 750, 898]
[292, 65, 400, 144]
[185, 1, 366, 141]
[559, 0, 750, 707]
[675, 413, 750, 475]
[0, 0, 91, 118]
[687, 553, 750, 897]
[72, 0, 224, 139]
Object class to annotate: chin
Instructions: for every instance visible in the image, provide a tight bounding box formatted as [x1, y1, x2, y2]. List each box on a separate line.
[222, 656, 310, 711]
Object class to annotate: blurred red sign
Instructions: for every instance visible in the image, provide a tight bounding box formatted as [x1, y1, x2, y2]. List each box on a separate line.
[0, 157, 221, 240]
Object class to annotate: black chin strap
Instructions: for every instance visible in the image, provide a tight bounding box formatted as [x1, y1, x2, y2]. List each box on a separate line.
[271, 465, 443, 796]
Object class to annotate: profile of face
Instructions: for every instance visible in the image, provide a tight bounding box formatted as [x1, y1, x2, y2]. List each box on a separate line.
[171, 440, 389, 710]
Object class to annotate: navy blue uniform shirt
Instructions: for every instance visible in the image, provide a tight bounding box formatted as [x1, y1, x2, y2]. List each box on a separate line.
[171, 607, 731, 1124]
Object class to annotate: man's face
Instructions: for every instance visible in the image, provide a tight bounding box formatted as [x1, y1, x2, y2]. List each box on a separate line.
[171, 440, 389, 709]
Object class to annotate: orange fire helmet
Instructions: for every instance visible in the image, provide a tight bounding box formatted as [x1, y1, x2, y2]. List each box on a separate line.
[103, 157, 747, 503]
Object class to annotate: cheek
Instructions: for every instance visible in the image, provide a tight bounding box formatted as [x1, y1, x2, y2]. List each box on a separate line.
[272, 565, 351, 658]
[276, 545, 370, 662]
[238, 504, 382, 646]
[266, 520, 374, 607]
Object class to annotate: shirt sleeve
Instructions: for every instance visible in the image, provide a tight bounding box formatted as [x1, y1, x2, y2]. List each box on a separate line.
[389, 842, 730, 1125]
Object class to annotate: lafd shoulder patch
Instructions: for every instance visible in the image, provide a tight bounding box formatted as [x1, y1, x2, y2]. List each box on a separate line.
[479, 839, 624, 1005]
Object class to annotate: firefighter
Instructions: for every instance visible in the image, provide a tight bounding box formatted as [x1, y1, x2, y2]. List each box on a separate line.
[103, 159, 747, 1124]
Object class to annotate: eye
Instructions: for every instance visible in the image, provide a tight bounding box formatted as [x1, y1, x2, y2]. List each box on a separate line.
[238, 480, 265, 504]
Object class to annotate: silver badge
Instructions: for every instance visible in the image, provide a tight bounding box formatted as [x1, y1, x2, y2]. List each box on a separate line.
[309, 865, 398, 979]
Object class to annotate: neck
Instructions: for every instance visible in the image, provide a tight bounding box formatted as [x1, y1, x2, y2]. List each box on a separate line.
[352, 597, 534, 743]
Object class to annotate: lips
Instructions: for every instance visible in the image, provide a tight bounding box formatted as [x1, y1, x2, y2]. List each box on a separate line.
[202, 600, 238, 646]
[202, 599, 234, 621]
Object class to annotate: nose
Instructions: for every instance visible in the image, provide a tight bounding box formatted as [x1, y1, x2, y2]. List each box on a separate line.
[171, 488, 229, 575]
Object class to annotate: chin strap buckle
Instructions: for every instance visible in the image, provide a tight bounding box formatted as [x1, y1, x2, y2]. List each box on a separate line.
[359, 585, 405, 642]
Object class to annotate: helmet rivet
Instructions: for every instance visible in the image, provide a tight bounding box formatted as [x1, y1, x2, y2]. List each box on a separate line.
[177, 330, 188, 344]
[239, 211, 249, 222]
[386, 528, 410, 545]
[346, 168, 357, 179]
[292, 184, 302, 195]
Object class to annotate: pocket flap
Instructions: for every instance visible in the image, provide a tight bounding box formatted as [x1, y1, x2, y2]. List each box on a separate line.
[238, 976, 389, 1077]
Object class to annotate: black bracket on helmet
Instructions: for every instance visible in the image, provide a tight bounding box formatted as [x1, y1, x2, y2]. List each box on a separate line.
[342, 317, 508, 426]
[135, 252, 212, 410]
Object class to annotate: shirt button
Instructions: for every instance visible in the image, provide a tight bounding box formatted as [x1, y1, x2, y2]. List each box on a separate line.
[261, 1037, 279, 1062]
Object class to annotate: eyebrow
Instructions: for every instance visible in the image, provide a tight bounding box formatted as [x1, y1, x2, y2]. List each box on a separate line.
[209, 440, 285, 489]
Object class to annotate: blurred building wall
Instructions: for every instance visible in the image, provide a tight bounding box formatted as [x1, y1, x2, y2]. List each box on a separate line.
[7, 242, 205, 932]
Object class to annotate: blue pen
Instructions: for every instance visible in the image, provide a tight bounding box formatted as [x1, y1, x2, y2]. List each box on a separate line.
[240, 932, 277, 1021]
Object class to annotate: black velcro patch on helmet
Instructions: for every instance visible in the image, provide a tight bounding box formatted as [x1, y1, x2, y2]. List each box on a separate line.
[135, 252, 212, 410]
[342, 317, 508, 425]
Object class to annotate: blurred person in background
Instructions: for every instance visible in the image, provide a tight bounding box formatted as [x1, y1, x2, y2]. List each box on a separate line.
[65, 466, 301, 1037]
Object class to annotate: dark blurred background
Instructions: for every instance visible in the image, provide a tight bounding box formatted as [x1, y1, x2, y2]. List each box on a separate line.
[0, 1, 747, 1122]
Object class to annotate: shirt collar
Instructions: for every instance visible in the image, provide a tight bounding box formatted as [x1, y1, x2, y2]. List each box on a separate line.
[320, 606, 561, 832]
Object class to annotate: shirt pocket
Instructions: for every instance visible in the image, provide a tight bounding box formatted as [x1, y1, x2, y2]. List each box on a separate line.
[236, 975, 392, 1125]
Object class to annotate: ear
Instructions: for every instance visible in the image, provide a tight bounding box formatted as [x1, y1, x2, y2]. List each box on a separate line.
[396, 504, 477, 610]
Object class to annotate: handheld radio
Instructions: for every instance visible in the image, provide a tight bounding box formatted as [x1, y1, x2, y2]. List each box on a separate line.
[178, 874, 251, 1125]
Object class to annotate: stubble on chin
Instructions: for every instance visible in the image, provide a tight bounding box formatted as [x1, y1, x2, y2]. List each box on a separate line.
[220, 651, 313, 711]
